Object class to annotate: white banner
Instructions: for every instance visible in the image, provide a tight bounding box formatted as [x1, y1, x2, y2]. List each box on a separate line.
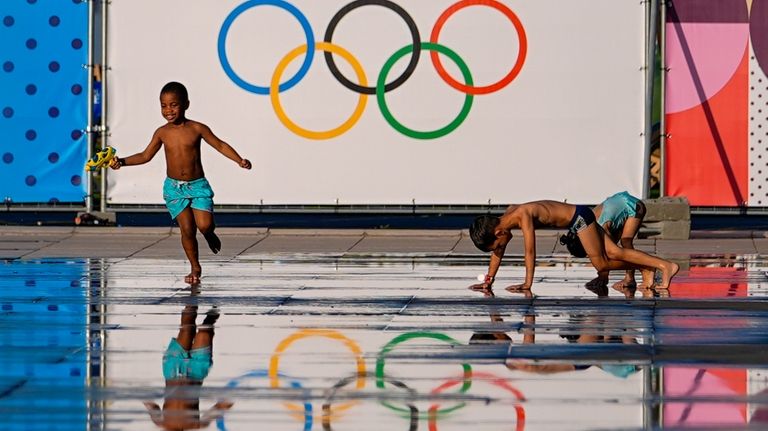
[107, 0, 646, 206]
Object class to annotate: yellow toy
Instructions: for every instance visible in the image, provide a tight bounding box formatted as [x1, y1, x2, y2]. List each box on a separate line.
[85, 146, 117, 171]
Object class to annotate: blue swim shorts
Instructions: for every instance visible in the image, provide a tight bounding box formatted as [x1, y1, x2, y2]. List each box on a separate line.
[597, 191, 641, 236]
[162, 177, 214, 220]
[162, 338, 213, 381]
[568, 205, 596, 234]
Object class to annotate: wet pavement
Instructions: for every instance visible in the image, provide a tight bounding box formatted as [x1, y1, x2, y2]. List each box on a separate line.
[1, 227, 768, 430]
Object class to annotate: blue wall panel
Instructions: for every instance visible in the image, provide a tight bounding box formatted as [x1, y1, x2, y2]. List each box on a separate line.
[1, 0, 88, 204]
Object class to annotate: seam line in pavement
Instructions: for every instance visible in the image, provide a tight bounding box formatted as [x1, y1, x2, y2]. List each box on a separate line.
[233, 231, 271, 259]
[124, 232, 174, 259]
[344, 233, 367, 255]
[19, 231, 77, 259]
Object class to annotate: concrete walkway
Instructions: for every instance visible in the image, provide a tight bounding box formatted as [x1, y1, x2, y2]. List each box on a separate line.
[1, 226, 767, 260]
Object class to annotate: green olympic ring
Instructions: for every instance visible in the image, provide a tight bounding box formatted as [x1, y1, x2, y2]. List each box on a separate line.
[377, 42, 474, 140]
[375, 331, 472, 419]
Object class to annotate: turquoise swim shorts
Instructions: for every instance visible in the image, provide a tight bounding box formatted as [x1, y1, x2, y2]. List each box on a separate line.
[162, 177, 214, 220]
[162, 338, 212, 381]
[597, 191, 640, 236]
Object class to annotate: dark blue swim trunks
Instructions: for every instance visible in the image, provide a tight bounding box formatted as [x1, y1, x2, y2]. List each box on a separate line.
[568, 205, 596, 234]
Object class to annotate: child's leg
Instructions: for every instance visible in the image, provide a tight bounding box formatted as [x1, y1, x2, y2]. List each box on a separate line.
[578, 223, 662, 287]
[191, 307, 219, 351]
[615, 217, 642, 288]
[617, 201, 647, 285]
[176, 305, 198, 350]
[577, 223, 632, 273]
[192, 209, 221, 254]
[176, 208, 202, 283]
[604, 239, 678, 288]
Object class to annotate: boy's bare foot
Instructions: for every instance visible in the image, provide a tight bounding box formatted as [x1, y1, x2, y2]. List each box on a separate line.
[469, 283, 495, 297]
[638, 286, 653, 298]
[202, 306, 220, 326]
[204, 232, 221, 254]
[585, 276, 609, 297]
[586, 283, 609, 297]
[612, 278, 636, 292]
[505, 284, 532, 292]
[639, 269, 656, 288]
[658, 262, 680, 289]
[586, 276, 608, 289]
[185, 268, 202, 284]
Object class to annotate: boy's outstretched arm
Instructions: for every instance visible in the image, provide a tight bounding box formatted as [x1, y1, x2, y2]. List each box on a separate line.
[470, 244, 505, 293]
[486, 245, 506, 283]
[200, 400, 234, 426]
[109, 130, 162, 169]
[142, 401, 163, 426]
[509, 211, 535, 290]
[198, 123, 251, 169]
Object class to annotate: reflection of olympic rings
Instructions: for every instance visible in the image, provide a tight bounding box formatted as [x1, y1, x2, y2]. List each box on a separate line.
[217, 369, 312, 431]
[217, 0, 527, 139]
[269, 329, 366, 420]
[375, 332, 472, 419]
[428, 371, 526, 431]
[322, 372, 418, 431]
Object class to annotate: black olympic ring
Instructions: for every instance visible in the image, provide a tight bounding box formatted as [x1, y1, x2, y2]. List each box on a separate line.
[323, 0, 421, 95]
[322, 372, 418, 431]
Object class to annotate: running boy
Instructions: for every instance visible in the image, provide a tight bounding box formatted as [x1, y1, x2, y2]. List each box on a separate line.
[469, 200, 678, 293]
[110, 82, 251, 283]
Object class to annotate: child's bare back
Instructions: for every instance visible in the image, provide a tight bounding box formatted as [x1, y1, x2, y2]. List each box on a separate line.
[504, 200, 579, 229]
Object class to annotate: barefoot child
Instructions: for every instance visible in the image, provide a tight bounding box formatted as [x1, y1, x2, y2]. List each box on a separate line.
[469, 200, 678, 294]
[110, 82, 251, 283]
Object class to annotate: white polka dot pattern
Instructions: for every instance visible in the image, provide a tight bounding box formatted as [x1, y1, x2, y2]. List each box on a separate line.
[749, 43, 768, 206]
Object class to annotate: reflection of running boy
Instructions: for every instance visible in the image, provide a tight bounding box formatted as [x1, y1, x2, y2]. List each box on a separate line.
[144, 305, 233, 430]
[469, 200, 678, 293]
[109, 82, 251, 283]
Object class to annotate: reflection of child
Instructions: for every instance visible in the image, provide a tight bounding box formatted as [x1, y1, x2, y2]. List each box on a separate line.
[144, 305, 233, 430]
[109, 82, 251, 284]
[504, 313, 641, 378]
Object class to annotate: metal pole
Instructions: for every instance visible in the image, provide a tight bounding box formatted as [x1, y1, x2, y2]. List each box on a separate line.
[659, 2, 667, 197]
[85, 0, 94, 213]
[643, 0, 660, 199]
[99, 0, 109, 213]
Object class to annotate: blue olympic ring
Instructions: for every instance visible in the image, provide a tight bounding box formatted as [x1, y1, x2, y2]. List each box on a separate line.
[218, 0, 315, 94]
[216, 369, 312, 431]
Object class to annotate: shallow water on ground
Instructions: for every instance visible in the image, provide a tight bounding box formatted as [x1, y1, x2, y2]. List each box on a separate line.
[1, 254, 768, 430]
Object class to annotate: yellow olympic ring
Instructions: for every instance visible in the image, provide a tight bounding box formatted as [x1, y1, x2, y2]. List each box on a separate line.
[271, 42, 368, 140]
[269, 328, 366, 421]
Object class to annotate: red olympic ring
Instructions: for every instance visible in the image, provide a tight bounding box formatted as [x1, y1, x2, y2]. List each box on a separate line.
[430, 0, 528, 95]
[428, 371, 526, 431]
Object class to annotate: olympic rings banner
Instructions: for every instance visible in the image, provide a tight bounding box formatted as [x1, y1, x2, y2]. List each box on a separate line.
[106, 0, 646, 206]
